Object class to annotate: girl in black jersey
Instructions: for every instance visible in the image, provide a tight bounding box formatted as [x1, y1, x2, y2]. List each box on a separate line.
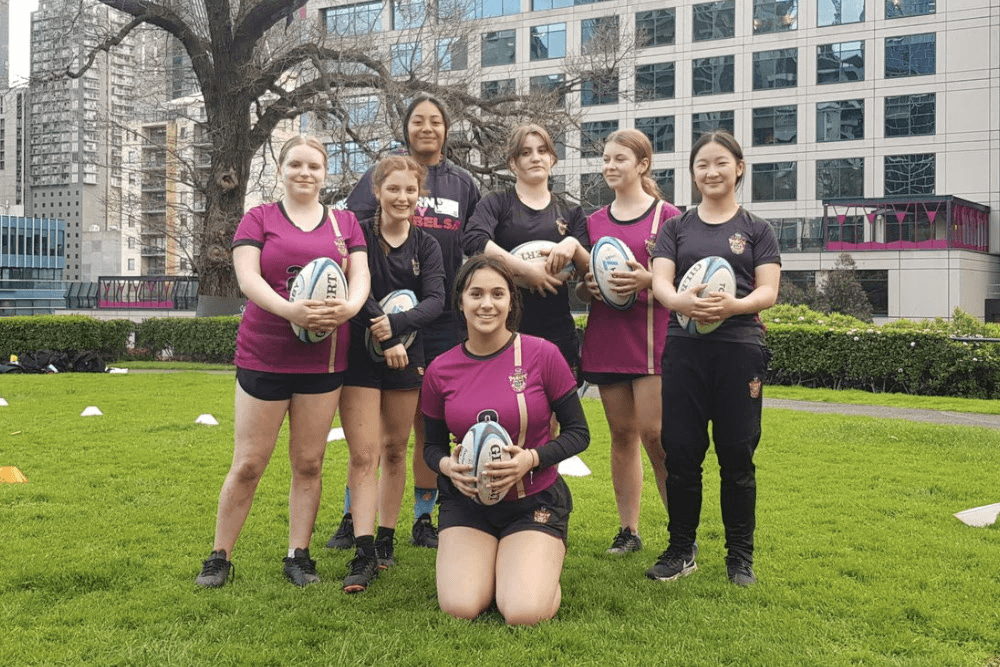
[339, 156, 446, 593]
[649, 131, 781, 586]
[463, 124, 589, 381]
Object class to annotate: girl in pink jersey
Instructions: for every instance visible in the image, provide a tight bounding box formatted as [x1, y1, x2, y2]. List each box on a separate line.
[422, 256, 589, 625]
[195, 136, 371, 589]
[578, 129, 680, 555]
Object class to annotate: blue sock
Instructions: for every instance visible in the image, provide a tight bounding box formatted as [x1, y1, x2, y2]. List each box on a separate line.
[343, 486, 352, 516]
[413, 487, 438, 520]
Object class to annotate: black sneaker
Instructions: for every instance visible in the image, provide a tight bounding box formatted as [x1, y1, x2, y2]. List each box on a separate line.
[726, 555, 757, 587]
[375, 535, 396, 570]
[326, 513, 355, 550]
[606, 527, 643, 554]
[343, 552, 379, 593]
[283, 548, 320, 587]
[646, 545, 698, 581]
[410, 513, 439, 548]
[195, 550, 233, 588]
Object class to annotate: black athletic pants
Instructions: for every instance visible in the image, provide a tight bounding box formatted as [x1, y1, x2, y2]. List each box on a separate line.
[661, 336, 768, 562]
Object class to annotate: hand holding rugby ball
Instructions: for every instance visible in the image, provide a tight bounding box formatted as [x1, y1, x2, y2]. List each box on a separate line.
[509, 240, 575, 289]
[457, 421, 514, 505]
[675, 256, 736, 335]
[366, 289, 419, 361]
[287, 257, 349, 343]
[589, 236, 639, 311]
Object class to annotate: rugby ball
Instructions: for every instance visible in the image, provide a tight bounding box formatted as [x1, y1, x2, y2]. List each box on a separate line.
[366, 289, 419, 361]
[675, 256, 737, 335]
[509, 240, 575, 289]
[457, 421, 514, 506]
[288, 257, 349, 344]
[589, 236, 638, 311]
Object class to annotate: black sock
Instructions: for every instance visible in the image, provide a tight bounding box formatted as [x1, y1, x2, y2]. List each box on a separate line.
[376, 526, 395, 542]
[355, 535, 375, 558]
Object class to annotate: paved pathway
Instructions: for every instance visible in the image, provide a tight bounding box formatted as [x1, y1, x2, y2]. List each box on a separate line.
[763, 398, 1000, 431]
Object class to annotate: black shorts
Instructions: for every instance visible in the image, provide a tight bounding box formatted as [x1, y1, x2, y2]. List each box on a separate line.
[581, 370, 647, 386]
[236, 367, 344, 401]
[343, 322, 425, 391]
[438, 475, 573, 543]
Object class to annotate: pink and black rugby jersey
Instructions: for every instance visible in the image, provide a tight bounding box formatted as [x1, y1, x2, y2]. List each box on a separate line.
[422, 334, 577, 499]
[232, 203, 367, 373]
[582, 200, 680, 376]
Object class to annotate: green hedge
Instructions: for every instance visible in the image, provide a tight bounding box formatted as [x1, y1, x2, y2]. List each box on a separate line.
[0, 316, 133, 359]
[133, 316, 240, 363]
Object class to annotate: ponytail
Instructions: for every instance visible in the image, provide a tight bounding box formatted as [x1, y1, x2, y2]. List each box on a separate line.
[640, 173, 664, 200]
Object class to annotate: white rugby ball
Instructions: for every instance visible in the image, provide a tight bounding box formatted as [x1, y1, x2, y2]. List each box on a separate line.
[589, 236, 638, 311]
[288, 257, 349, 344]
[675, 256, 737, 335]
[366, 289, 419, 361]
[457, 421, 514, 506]
[509, 240, 575, 289]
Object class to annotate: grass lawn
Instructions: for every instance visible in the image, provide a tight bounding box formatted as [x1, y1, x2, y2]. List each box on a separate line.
[1, 373, 998, 666]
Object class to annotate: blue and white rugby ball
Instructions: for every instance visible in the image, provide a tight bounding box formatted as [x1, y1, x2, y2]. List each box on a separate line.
[675, 256, 736, 335]
[366, 289, 419, 361]
[457, 421, 514, 506]
[510, 240, 575, 289]
[288, 257, 349, 344]
[589, 236, 638, 311]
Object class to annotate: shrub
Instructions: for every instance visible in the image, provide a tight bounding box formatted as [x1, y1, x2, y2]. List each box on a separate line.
[134, 316, 240, 363]
[0, 316, 133, 359]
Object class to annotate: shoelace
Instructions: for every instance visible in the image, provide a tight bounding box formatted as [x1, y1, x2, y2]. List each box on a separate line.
[349, 554, 376, 575]
[610, 530, 634, 549]
[289, 555, 317, 575]
[202, 557, 234, 580]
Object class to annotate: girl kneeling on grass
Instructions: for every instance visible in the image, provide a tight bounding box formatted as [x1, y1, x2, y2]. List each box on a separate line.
[648, 130, 780, 586]
[195, 135, 370, 588]
[421, 255, 589, 625]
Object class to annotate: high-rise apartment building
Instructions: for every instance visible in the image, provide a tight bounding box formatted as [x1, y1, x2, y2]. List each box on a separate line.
[0, 85, 28, 216]
[307, 0, 999, 321]
[27, 0, 136, 282]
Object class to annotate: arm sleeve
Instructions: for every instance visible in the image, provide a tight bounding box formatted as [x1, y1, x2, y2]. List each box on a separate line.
[422, 415, 452, 474]
[344, 170, 377, 223]
[232, 206, 265, 248]
[461, 191, 504, 256]
[568, 204, 590, 249]
[533, 390, 589, 469]
[386, 232, 447, 338]
[652, 214, 681, 262]
[751, 214, 782, 268]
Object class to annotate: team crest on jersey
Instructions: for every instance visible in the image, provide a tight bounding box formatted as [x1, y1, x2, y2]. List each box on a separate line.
[555, 218, 568, 236]
[509, 366, 527, 393]
[533, 507, 552, 524]
[749, 376, 762, 399]
[645, 236, 656, 257]
[728, 232, 747, 255]
[335, 238, 347, 257]
[412, 259, 421, 276]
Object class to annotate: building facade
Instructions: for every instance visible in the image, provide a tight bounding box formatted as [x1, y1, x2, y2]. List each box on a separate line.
[308, 0, 999, 322]
[0, 214, 65, 314]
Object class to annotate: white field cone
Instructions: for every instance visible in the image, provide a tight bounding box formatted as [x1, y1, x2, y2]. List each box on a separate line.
[954, 502, 1000, 527]
[195, 414, 219, 425]
[558, 455, 591, 477]
[80, 406, 103, 417]
[327, 427, 345, 442]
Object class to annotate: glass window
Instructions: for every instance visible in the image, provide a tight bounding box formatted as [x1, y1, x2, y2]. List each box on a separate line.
[532, 0, 609, 9]
[581, 120, 619, 157]
[817, 41, 864, 84]
[884, 154, 935, 195]
[581, 70, 619, 106]
[651, 169, 676, 203]
[582, 16, 619, 53]
[752, 105, 797, 146]
[816, 99, 864, 142]
[753, 0, 797, 33]
[885, 93, 935, 137]
[752, 48, 797, 90]
[752, 162, 797, 202]
[692, 56, 735, 96]
[581, 172, 615, 211]
[885, 33, 935, 78]
[323, 2, 382, 35]
[636, 9, 676, 48]
[817, 0, 864, 26]
[886, 0, 934, 18]
[391, 42, 421, 76]
[693, 1, 735, 41]
[482, 30, 516, 67]
[816, 157, 864, 199]
[481, 78, 516, 99]
[326, 141, 373, 175]
[692, 110, 735, 142]
[635, 62, 675, 101]
[530, 73, 567, 106]
[530, 23, 566, 60]
[392, 0, 425, 29]
[439, 0, 520, 20]
[636, 116, 675, 153]
[437, 38, 468, 71]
